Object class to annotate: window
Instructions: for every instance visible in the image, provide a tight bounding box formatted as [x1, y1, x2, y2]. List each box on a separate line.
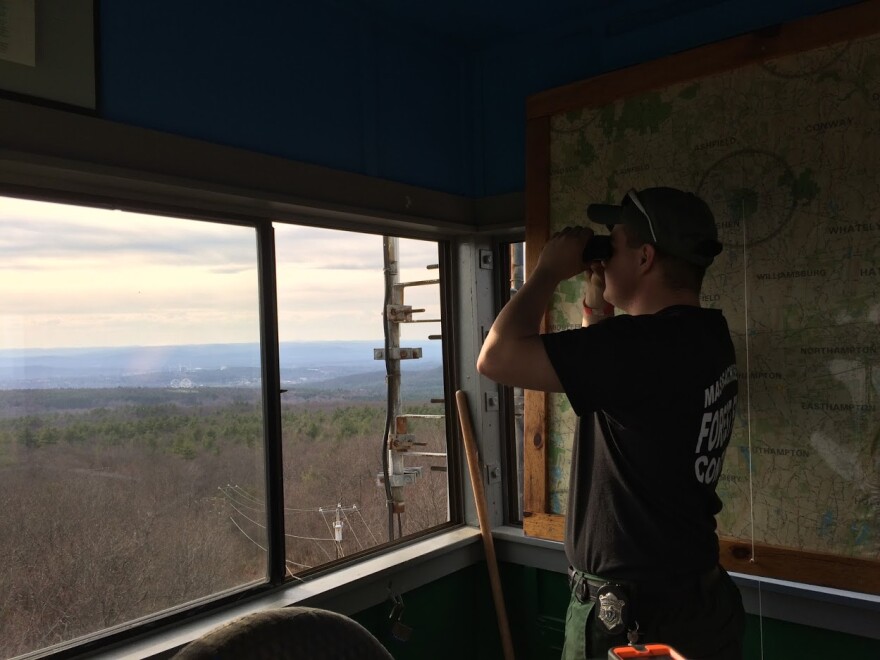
[0, 197, 266, 657]
[0, 196, 452, 657]
[272, 225, 449, 568]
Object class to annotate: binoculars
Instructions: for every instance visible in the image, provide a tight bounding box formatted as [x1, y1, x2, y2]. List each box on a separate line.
[582, 234, 612, 262]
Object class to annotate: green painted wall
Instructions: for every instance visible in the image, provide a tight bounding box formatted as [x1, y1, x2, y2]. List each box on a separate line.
[354, 562, 880, 659]
[352, 562, 503, 659]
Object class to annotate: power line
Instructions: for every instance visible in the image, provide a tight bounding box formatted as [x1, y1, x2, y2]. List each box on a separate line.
[225, 500, 267, 529]
[226, 496, 337, 542]
[318, 508, 335, 537]
[228, 485, 337, 514]
[285, 532, 336, 542]
[219, 486, 267, 513]
[224, 487, 337, 564]
[341, 508, 363, 550]
[223, 486, 383, 558]
[228, 517, 314, 571]
[228, 484, 263, 504]
[354, 507, 379, 545]
[228, 516, 266, 553]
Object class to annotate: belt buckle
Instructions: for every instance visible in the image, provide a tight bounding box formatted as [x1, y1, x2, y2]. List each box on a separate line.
[596, 583, 631, 635]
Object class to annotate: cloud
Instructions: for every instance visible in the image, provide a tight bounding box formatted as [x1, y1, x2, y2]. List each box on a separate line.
[209, 264, 257, 275]
[0, 198, 258, 267]
[1, 196, 443, 347]
[274, 226, 438, 272]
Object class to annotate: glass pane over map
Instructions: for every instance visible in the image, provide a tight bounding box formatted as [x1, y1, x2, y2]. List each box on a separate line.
[546, 35, 880, 563]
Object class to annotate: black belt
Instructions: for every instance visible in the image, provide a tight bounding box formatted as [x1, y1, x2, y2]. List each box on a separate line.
[567, 565, 721, 606]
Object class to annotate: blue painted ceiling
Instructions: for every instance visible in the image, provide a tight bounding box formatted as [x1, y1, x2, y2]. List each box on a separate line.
[340, 0, 728, 45]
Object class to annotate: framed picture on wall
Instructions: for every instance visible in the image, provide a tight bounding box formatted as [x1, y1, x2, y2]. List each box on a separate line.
[0, 0, 96, 111]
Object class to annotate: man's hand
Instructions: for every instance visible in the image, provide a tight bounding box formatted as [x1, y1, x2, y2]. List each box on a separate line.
[477, 226, 597, 392]
[584, 261, 607, 309]
[476, 229, 597, 392]
[535, 226, 594, 284]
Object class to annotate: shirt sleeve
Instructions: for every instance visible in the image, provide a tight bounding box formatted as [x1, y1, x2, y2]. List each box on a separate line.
[540, 315, 642, 417]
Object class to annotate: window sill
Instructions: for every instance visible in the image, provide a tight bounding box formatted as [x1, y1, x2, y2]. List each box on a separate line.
[730, 572, 880, 640]
[491, 524, 880, 641]
[90, 526, 483, 659]
[79, 524, 880, 657]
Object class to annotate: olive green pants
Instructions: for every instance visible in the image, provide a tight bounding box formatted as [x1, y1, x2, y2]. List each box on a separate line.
[562, 567, 745, 660]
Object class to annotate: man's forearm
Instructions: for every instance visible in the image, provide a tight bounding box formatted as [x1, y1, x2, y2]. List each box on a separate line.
[476, 267, 562, 386]
[476, 227, 590, 390]
[487, 267, 559, 340]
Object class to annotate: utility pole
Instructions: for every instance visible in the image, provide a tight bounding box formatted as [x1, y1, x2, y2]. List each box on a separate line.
[319, 503, 358, 559]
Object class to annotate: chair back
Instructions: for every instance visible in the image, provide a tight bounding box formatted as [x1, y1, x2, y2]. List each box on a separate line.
[174, 607, 394, 660]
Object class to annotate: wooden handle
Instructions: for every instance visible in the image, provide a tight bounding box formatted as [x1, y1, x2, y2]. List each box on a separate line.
[455, 390, 516, 660]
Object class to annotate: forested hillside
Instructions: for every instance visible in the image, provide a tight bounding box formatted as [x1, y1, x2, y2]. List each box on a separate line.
[0, 387, 448, 657]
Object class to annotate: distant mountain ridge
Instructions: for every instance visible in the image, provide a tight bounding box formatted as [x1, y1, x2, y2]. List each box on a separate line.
[0, 341, 443, 390]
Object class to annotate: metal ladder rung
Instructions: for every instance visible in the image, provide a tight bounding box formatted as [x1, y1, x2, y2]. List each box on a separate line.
[393, 279, 440, 288]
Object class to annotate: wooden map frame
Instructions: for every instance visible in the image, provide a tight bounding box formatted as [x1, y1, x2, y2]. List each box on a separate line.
[523, 0, 880, 594]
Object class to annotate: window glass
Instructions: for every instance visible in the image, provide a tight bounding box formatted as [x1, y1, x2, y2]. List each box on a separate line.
[0, 197, 266, 657]
[273, 226, 449, 568]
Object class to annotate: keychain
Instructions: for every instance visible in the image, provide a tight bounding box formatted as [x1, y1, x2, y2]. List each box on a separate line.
[388, 591, 412, 641]
[627, 622, 640, 645]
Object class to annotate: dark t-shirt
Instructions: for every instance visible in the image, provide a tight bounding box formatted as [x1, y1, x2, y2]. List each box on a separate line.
[541, 305, 738, 581]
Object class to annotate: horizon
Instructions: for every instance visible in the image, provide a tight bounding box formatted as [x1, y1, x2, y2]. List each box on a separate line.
[0, 339, 443, 390]
[0, 338, 439, 355]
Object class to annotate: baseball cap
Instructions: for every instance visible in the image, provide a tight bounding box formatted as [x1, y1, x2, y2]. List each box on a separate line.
[586, 187, 723, 267]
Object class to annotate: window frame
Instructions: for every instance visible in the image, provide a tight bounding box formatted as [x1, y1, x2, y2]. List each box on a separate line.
[489, 237, 527, 526]
[0, 116, 468, 657]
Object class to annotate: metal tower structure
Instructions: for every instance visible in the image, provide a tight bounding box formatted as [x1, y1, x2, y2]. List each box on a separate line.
[375, 236, 445, 540]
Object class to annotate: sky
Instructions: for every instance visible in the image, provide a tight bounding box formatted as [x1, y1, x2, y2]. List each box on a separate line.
[0, 195, 442, 349]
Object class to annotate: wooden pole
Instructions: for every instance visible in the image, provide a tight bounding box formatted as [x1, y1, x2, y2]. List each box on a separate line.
[455, 390, 516, 660]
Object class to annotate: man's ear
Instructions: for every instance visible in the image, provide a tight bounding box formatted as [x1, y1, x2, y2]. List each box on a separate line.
[639, 244, 656, 270]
